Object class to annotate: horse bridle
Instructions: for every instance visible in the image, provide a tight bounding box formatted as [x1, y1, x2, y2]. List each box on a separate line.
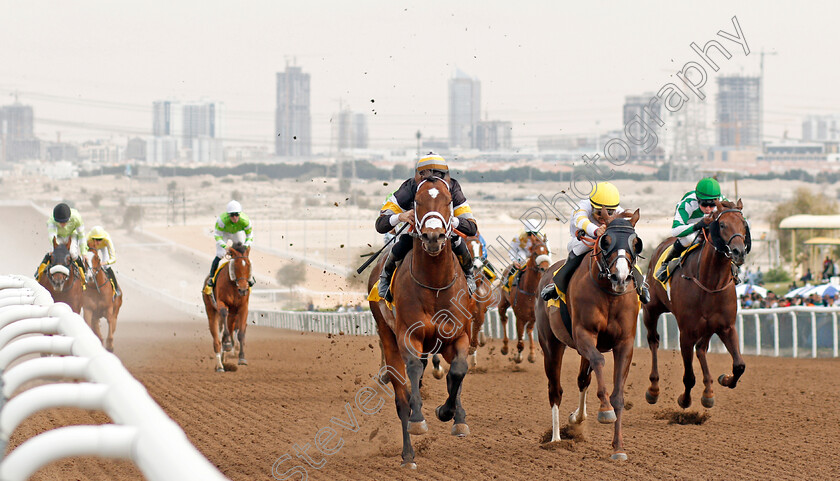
[47, 251, 78, 291]
[588, 224, 640, 296]
[708, 208, 751, 259]
[413, 178, 454, 237]
[89, 264, 110, 293]
[227, 250, 251, 288]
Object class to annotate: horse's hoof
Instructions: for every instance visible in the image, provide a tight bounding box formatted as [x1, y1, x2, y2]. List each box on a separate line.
[106, 345, 114, 353]
[598, 410, 616, 424]
[238, 358, 248, 366]
[407, 421, 428, 435]
[514, 352, 523, 364]
[223, 343, 233, 352]
[677, 394, 691, 409]
[645, 390, 659, 405]
[451, 423, 470, 437]
[500, 346, 508, 355]
[435, 405, 454, 423]
[701, 396, 715, 408]
[527, 353, 536, 363]
[378, 373, 391, 385]
[611, 452, 628, 461]
[568, 412, 585, 425]
[478, 332, 486, 347]
[400, 462, 417, 469]
[215, 367, 225, 373]
[432, 367, 445, 380]
[718, 373, 736, 388]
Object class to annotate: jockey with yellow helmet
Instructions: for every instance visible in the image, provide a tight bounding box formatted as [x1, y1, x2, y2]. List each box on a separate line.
[85, 226, 121, 296]
[374, 152, 478, 302]
[205, 200, 254, 293]
[505, 218, 551, 289]
[654, 177, 736, 283]
[540, 182, 649, 303]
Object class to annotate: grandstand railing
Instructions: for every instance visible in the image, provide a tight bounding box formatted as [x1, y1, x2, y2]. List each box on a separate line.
[0, 275, 228, 481]
[249, 305, 840, 359]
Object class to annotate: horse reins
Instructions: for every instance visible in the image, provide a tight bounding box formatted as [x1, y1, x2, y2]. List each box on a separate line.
[680, 208, 747, 293]
[407, 254, 458, 298]
[227, 251, 251, 289]
[587, 226, 638, 297]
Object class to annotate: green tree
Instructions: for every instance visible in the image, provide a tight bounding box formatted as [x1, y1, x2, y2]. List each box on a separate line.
[276, 262, 307, 293]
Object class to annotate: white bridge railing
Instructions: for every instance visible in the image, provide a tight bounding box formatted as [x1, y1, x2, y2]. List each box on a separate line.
[0, 275, 228, 481]
[250, 305, 840, 359]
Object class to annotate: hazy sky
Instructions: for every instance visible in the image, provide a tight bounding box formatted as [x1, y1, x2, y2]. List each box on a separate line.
[1, 0, 837, 151]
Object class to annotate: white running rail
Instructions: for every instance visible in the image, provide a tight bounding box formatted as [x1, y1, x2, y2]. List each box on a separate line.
[0, 275, 228, 481]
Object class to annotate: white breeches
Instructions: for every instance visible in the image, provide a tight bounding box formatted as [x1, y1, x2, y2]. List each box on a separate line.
[567, 238, 594, 256]
[216, 231, 247, 257]
[673, 234, 695, 248]
[55, 236, 80, 259]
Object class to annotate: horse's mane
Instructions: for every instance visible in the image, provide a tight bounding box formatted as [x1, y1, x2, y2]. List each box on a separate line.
[231, 242, 247, 254]
[607, 217, 633, 229]
[719, 199, 738, 209]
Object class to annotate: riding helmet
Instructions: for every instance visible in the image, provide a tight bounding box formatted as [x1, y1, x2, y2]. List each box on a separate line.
[589, 182, 620, 209]
[226, 200, 242, 214]
[53, 203, 71, 223]
[695, 177, 721, 200]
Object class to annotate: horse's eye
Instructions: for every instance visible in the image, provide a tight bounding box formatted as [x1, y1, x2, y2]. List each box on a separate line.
[720, 222, 726, 229]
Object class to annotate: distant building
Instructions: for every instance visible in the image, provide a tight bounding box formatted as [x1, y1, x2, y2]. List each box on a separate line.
[474, 120, 512, 151]
[126, 137, 147, 161]
[46, 143, 78, 162]
[802, 114, 840, 142]
[146, 137, 179, 163]
[716, 76, 761, 149]
[1, 103, 38, 162]
[152, 100, 181, 138]
[623, 93, 663, 161]
[537, 134, 594, 152]
[333, 110, 368, 151]
[275, 65, 312, 156]
[80, 140, 122, 164]
[448, 71, 481, 149]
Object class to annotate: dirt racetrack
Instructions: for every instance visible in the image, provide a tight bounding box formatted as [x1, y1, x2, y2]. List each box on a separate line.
[2, 206, 840, 480]
[6, 320, 840, 481]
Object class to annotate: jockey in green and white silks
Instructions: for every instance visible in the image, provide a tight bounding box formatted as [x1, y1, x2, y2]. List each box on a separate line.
[38, 202, 88, 280]
[654, 177, 737, 282]
[205, 200, 254, 290]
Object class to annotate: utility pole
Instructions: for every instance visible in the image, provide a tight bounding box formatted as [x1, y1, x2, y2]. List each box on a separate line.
[759, 49, 778, 148]
[415, 130, 422, 157]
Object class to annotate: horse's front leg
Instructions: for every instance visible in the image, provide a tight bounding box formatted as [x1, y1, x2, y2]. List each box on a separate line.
[514, 304, 526, 364]
[526, 320, 537, 363]
[574, 329, 614, 424]
[717, 324, 746, 389]
[609, 339, 634, 461]
[677, 331, 697, 409]
[498, 296, 510, 355]
[104, 305, 117, 353]
[219, 305, 233, 352]
[236, 308, 248, 366]
[643, 305, 664, 404]
[437, 333, 470, 436]
[694, 335, 715, 408]
[401, 332, 428, 435]
[569, 357, 591, 425]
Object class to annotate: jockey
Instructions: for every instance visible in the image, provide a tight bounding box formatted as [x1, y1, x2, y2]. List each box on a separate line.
[375, 152, 478, 302]
[540, 182, 649, 303]
[206, 200, 254, 290]
[38, 202, 87, 279]
[654, 177, 738, 283]
[85, 226, 121, 296]
[507, 218, 549, 287]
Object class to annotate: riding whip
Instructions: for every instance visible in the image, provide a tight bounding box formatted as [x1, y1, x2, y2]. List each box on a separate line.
[356, 222, 409, 274]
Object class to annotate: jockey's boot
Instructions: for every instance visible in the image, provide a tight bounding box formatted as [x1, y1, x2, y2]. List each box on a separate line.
[731, 263, 741, 285]
[453, 238, 476, 295]
[106, 267, 122, 297]
[207, 257, 221, 288]
[378, 250, 398, 303]
[541, 251, 585, 301]
[35, 253, 50, 279]
[632, 266, 650, 304]
[76, 257, 89, 282]
[512, 266, 525, 288]
[655, 241, 687, 282]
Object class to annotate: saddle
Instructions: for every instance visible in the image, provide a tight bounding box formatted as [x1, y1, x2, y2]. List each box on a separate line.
[203, 260, 230, 296]
[502, 264, 525, 292]
[653, 241, 702, 288]
[367, 261, 401, 310]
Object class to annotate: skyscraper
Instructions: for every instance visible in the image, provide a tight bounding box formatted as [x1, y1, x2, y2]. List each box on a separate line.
[275, 65, 312, 156]
[716, 76, 761, 149]
[802, 114, 840, 142]
[448, 71, 481, 149]
[623, 93, 663, 161]
[182, 101, 220, 145]
[332, 110, 368, 151]
[474, 120, 512, 151]
[0, 103, 39, 162]
[152, 100, 177, 137]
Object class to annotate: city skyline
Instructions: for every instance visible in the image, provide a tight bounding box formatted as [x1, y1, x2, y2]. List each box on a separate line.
[1, 1, 838, 152]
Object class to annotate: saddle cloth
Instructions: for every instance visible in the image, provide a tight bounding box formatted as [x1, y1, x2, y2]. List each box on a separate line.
[367, 262, 400, 310]
[653, 242, 701, 289]
[203, 260, 230, 296]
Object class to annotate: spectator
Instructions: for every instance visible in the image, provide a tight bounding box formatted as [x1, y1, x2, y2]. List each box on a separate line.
[801, 268, 813, 283]
[306, 299, 315, 311]
[823, 256, 833, 281]
[756, 267, 764, 285]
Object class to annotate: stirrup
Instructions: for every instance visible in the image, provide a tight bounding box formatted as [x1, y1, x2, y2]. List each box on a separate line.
[465, 273, 476, 295]
[540, 283, 559, 301]
[638, 284, 650, 304]
[248, 277, 255, 287]
[378, 274, 393, 302]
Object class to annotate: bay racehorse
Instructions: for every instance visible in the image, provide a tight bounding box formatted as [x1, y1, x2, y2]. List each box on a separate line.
[643, 199, 749, 409]
[368, 177, 475, 468]
[202, 243, 252, 372]
[38, 237, 84, 314]
[498, 235, 552, 363]
[82, 249, 122, 352]
[432, 234, 499, 377]
[535, 210, 642, 460]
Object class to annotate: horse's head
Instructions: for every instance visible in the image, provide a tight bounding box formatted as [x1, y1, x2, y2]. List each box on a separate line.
[467, 236, 484, 271]
[227, 242, 252, 296]
[709, 199, 750, 266]
[47, 237, 74, 291]
[414, 177, 453, 256]
[88, 249, 102, 269]
[596, 209, 642, 293]
[530, 236, 552, 273]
